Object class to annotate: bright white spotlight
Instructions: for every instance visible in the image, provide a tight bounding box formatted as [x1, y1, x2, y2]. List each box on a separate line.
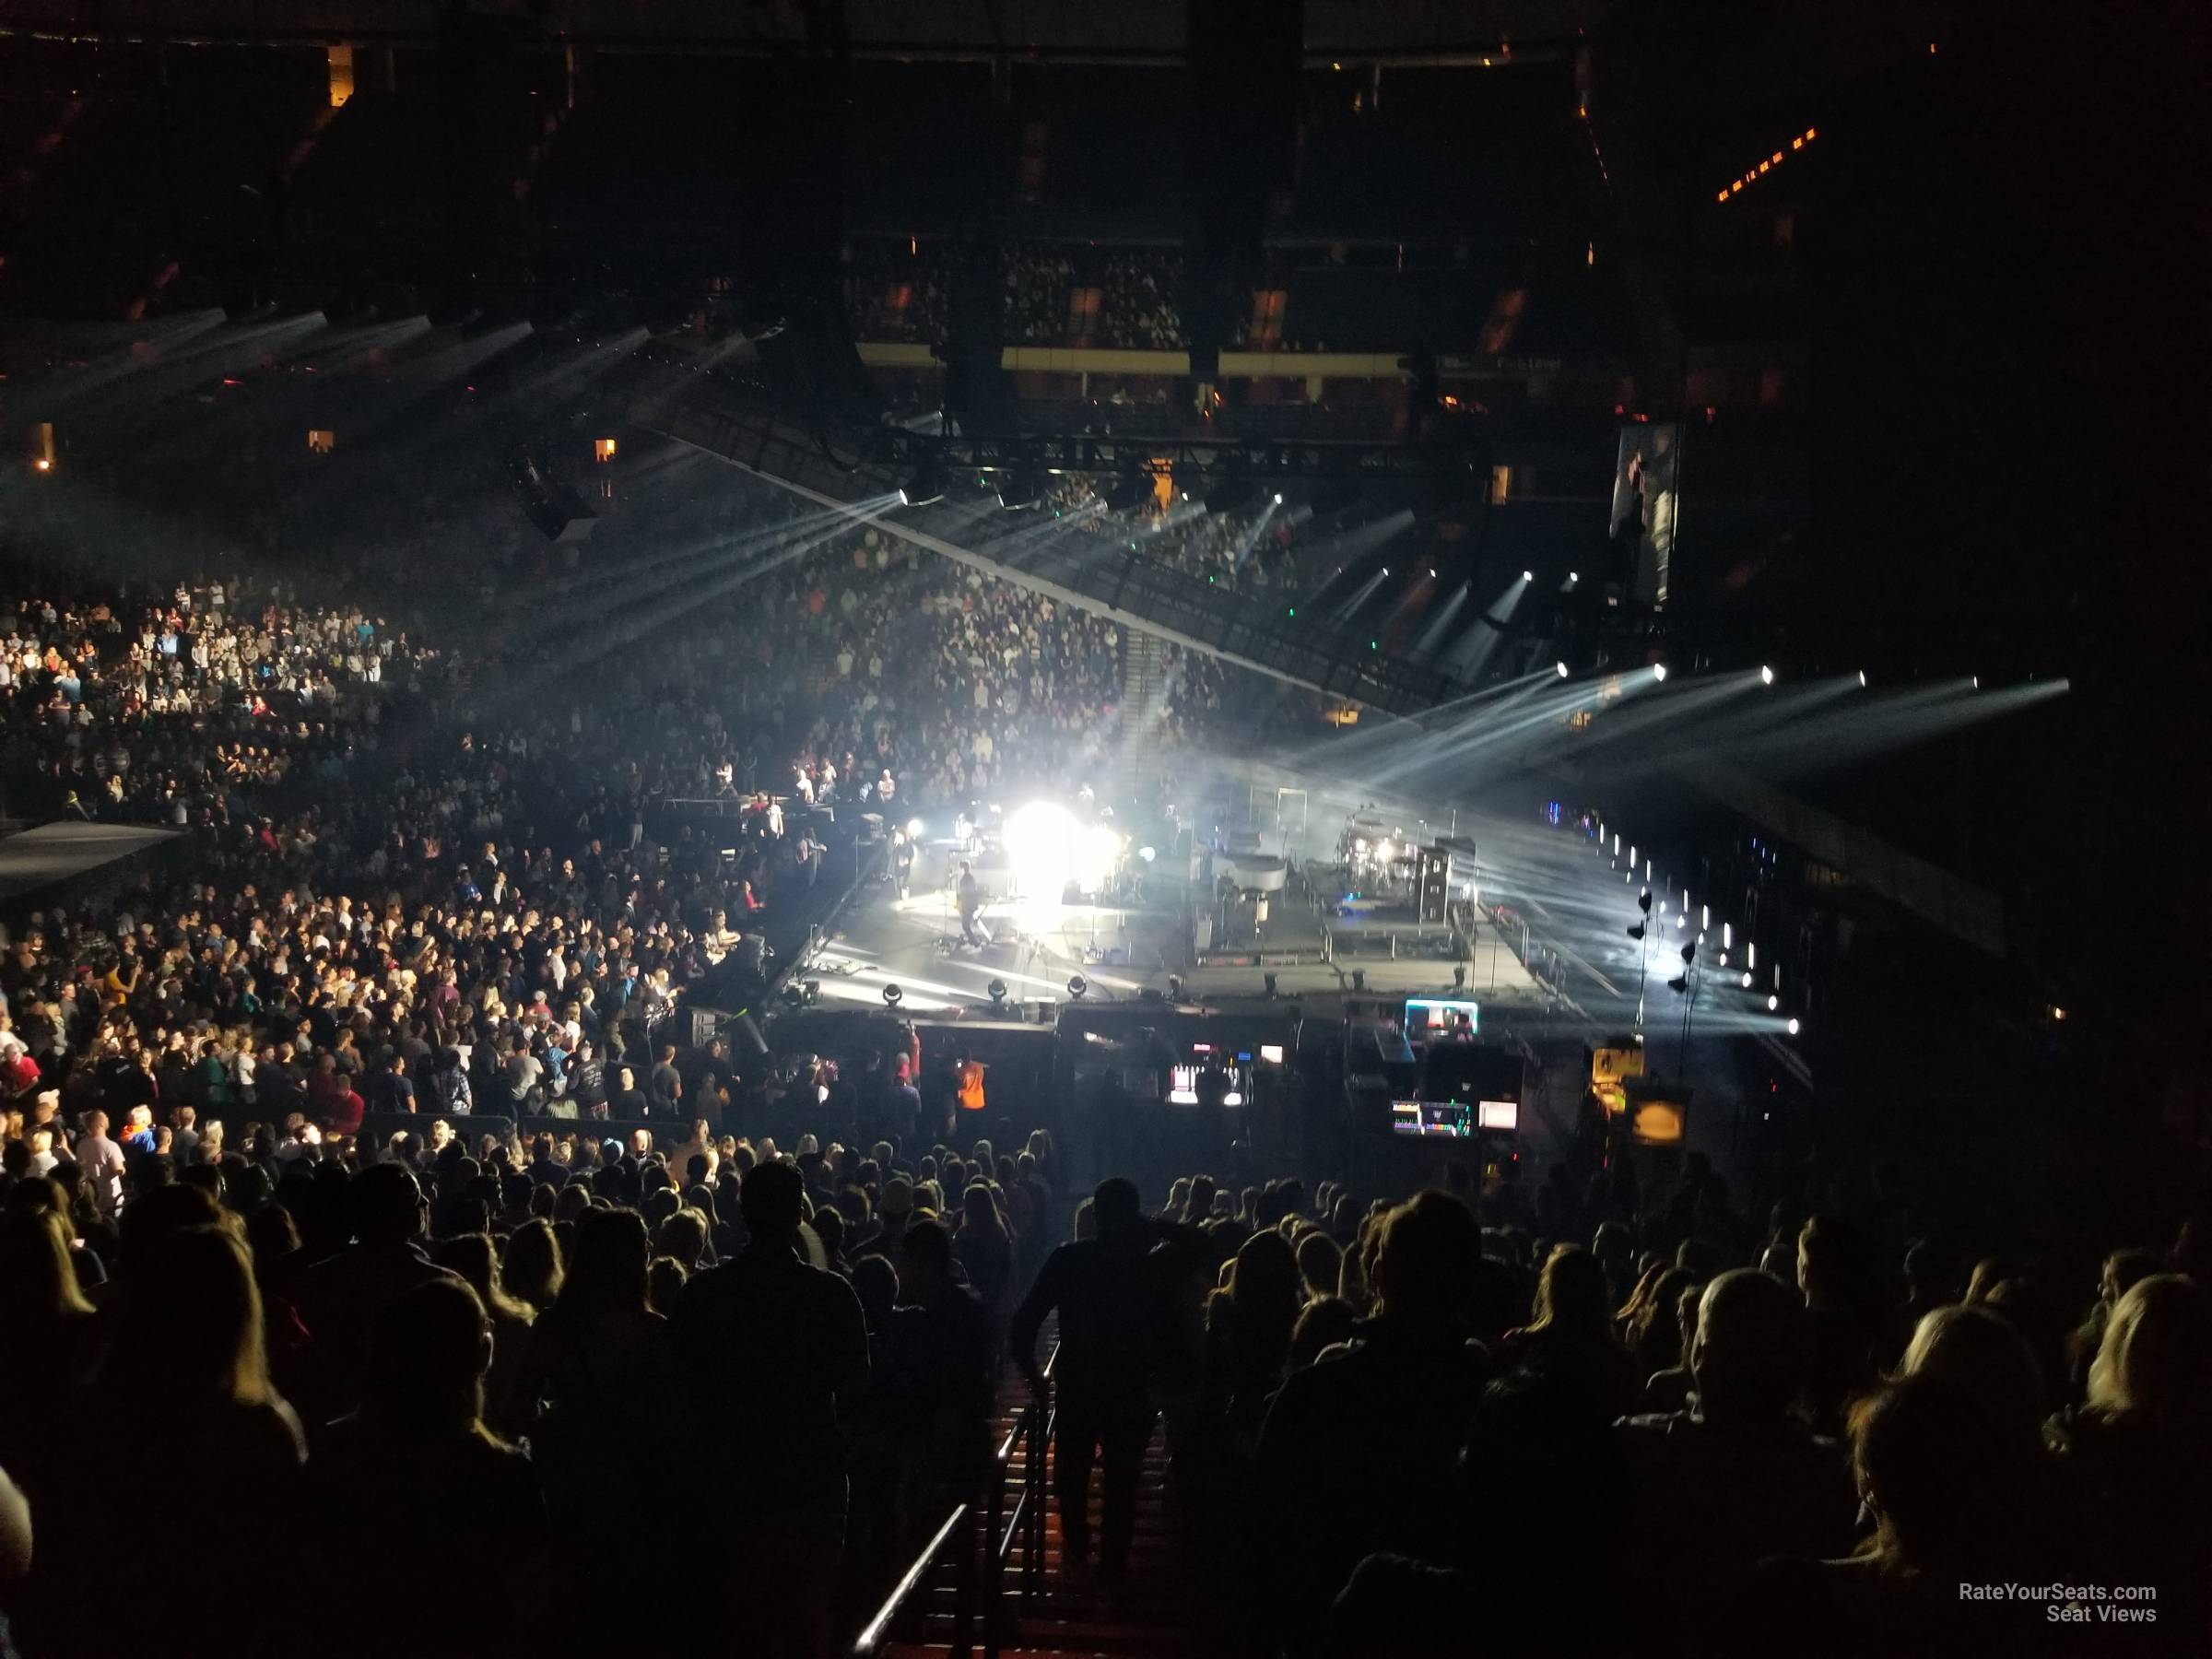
[1971, 676, 1980, 689]
[1759, 665, 1775, 686]
[1273, 492, 1284, 505]
[1521, 570, 1534, 582]
[1741, 971, 1753, 988]
[1767, 994, 1780, 1011]
[1556, 661, 1571, 678]
[1786, 1018, 1801, 1036]
[1137, 845, 1157, 863]
[1568, 571, 1580, 582]
[1077, 824, 1125, 891]
[905, 818, 925, 838]
[1858, 669, 1868, 688]
[1004, 801, 1077, 898]
[1653, 664, 1668, 683]
[1374, 839, 1394, 864]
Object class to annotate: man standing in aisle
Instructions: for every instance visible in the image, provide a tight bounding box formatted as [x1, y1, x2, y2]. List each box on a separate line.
[676, 1160, 868, 1657]
[1010, 1179, 1199, 1585]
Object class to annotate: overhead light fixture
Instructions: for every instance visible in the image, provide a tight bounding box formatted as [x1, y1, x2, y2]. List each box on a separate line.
[998, 466, 1041, 510]
[1652, 664, 1668, 683]
[1787, 1018, 1802, 1036]
[898, 457, 944, 507]
[1272, 491, 1284, 505]
[1521, 569, 1534, 582]
[882, 983, 903, 1006]
[1556, 662, 1571, 678]
[1168, 974, 1183, 999]
[1767, 994, 1780, 1011]
[1741, 971, 1753, 988]
[1626, 924, 1646, 942]
[987, 978, 1008, 1006]
[1667, 974, 1688, 994]
[1568, 571, 1580, 582]
[1066, 974, 1088, 1000]
[1858, 669, 1868, 688]
[1759, 665, 1775, 686]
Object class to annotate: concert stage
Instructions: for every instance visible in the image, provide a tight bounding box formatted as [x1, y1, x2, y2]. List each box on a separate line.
[791, 836, 1546, 1021]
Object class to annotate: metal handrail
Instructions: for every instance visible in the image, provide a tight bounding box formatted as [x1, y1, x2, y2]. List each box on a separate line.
[983, 1340, 1058, 1659]
[849, 1342, 1059, 1659]
[852, 1501, 972, 1659]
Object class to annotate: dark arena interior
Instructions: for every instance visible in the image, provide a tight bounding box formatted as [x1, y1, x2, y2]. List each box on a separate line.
[0, 4, 2203, 1656]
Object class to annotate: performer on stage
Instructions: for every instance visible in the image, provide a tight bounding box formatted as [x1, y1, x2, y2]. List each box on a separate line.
[957, 861, 985, 947]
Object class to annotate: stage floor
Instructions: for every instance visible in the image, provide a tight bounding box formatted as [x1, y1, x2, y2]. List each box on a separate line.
[799, 839, 1545, 1017]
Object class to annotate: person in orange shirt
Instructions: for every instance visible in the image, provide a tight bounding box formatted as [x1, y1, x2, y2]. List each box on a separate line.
[957, 1052, 987, 1117]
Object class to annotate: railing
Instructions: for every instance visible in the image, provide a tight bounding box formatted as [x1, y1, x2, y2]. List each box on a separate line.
[851, 1502, 973, 1659]
[985, 1345, 1057, 1659]
[849, 1342, 1056, 1659]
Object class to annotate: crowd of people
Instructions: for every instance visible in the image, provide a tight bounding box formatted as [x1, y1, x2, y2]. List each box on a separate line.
[8, 967, 2211, 1658]
[12, 398, 2199, 1659]
[841, 240, 1209, 353]
[1006, 1153, 2212, 1657]
[0, 581, 450, 824]
[777, 530, 1130, 807]
[0, 1087, 1069, 1657]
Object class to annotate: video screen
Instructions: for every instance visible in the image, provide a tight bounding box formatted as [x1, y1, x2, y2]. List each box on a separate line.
[1610, 423, 1682, 606]
[1404, 997, 1480, 1038]
[1477, 1100, 1519, 1132]
[1169, 1062, 1248, 1107]
[1391, 1100, 1474, 1137]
